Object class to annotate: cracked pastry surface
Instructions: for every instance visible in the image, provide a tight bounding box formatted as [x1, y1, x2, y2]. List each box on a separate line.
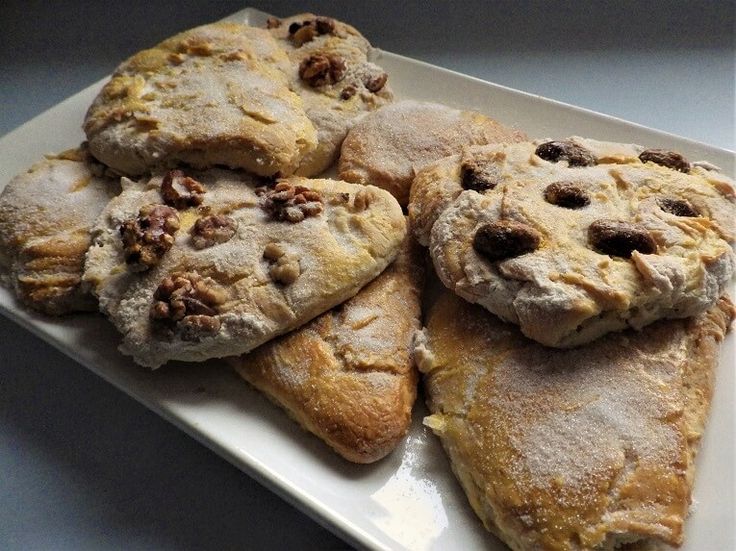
[84, 22, 317, 177]
[267, 13, 394, 176]
[412, 137, 736, 347]
[0, 147, 119, 314]
[228, 233, 423, 463]
[339, 100, 527, 206]
[83, 168, 405, 368]
[415, 281, 734, 551]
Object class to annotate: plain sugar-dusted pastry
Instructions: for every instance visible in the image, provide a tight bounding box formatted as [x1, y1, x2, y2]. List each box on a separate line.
[84, 23, 317, 177]
[0, 146, 119, 314]
[339, 100, 527, 206]
[415, 280, 734, 550]
[83, 168, 406, 368]
[414, 137, 736, 347]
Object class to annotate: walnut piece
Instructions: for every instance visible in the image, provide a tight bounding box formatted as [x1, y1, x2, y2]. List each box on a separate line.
[120, 204, 180, 271]
[265, 17, 281, 29]
[161, 169, 206, 209]
[362, 71, 388, 93]
[299, 54, 346, 87]
[352, 189, 373, 211]
[150, 271, 227, 341]
[261, 182, 323, 223]
[190, 215, 238, 249]
[263, 243, 301, 285]
[535, 140, 596, 167]
[473, 220, 542, 261]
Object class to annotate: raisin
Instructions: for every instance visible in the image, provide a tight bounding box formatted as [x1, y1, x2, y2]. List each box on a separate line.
[588, 220, 657, 258]
[473, 220, 542, 261]
[461, 160, 501, 192]
[544, 181, 590, 209]
[535, 140, 596, 167]
[639, 149, 690, 173]
[657, 197, 699, 217]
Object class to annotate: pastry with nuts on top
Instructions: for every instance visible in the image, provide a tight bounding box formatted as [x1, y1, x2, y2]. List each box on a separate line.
[84, 22, 317, 177]
[83, 168, 406, 368]
[267, 13, 394, 176]
[0, 146, 119, 315]
[410, 137, 736, 347]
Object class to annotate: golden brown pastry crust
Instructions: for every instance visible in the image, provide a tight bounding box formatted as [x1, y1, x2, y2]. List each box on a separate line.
[84, 23, 317, 177]
[0, 147, 119, 314]
[228, 234, 423, 463]
[415, 278, 733, 551]
[339, 100, 527, 206]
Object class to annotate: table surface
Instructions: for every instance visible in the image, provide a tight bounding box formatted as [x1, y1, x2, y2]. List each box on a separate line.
[0, 1, 733, 549]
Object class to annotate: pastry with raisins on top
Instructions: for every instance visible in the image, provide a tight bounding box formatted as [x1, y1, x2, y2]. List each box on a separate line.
[410, 137, 735, 347]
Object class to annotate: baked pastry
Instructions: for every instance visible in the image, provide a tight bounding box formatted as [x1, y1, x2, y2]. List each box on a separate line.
[267, 14, 393, 176]
[83, 168, 406, 368]
[84, 22, 317, 177]
[0, 147, 119, 314]
[228, 233, 423, 463]
[338, 100, 527, 206]
[415, 280, 734, 551]
[414, 137, 736, 347]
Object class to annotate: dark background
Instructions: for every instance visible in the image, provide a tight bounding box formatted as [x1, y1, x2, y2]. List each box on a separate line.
[0, 2, 734, 550]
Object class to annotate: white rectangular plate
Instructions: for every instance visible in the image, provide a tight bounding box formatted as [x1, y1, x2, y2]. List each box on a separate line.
[0, 7, 733, 551]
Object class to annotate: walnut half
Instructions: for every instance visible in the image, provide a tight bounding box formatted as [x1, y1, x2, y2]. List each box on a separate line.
[150, 271, 227, 341]
[260, 182, 323, 223]
[120, 204, 180, 271]
[263, 243, 301, 285]
[299, 54, 346, 87]
[161, 170, 206, 209]
[190, 214, 237, 249]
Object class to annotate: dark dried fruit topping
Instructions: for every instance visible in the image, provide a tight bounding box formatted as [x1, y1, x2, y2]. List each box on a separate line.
[298, 54, 346, 87]
[638, 149, 690, 173]
[261, 181, 323, 223]
[588, 219, 657, 258]
[161, 170, 206, 209]
[544, 181, 591, 209]
[460, 159, 502, 192]
[150, 271, 227, 341]
[190, 214, 238, 249]
[340, 85, 357, 100]
[657, 197, 699, 217]
[119, 204, 180, 271]
[535, 140, 596, 167]
[362, 72, 388, 93]
[287, 17, 336, 46]
[473, 220, 542, 261]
